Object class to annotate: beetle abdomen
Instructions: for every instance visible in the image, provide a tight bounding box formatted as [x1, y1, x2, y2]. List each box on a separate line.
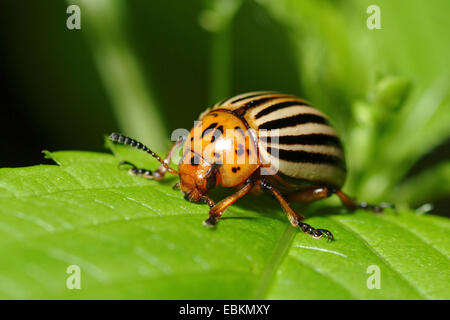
[211, 92, 346, 190]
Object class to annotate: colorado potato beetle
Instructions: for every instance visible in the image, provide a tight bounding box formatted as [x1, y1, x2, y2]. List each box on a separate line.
[109, 91, 392, 240]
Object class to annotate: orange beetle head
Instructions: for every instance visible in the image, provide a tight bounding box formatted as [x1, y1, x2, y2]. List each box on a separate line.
[178, 151, 219, 202]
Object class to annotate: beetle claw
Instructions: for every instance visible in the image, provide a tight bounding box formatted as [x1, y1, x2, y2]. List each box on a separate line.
[203, 215, 219, 228]
[316, 229, 334, 241]
[299, 222, 334, 241]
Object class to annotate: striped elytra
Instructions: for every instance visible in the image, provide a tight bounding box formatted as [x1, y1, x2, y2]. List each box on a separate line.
[202, 91, 346, 190]
[111, 91, 384, 241]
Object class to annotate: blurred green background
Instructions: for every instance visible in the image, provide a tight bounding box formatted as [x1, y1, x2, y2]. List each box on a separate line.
[0, 0, 449, 215]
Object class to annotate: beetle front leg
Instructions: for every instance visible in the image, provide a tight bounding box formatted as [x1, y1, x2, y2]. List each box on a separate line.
[203, 182, 253, 227]
[118, 161, 157, 179]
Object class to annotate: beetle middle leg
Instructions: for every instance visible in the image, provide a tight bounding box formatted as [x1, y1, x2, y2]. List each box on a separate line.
[260, 181, 334, 240]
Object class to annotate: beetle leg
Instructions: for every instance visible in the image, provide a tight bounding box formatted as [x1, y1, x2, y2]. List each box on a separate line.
[172, 182, 180, 190]
[260, 181, 334, 240]
[203, 182, 253, 227]
[201, 194, 216, 208]
[335, 190, 396, 213]
[261, 182, 305, 225]
[286, 186, 332, 204]
[298, 223, 334, 241]
[118, 161, 155, 179]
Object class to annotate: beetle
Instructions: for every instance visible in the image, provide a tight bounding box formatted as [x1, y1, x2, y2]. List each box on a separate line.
[109, 91, 393, 240]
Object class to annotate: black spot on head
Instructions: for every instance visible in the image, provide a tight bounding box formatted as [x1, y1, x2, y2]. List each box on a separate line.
[208, 125, 224, 143]
[231, 167, 241, 173]
[247, 149, 251, 155]
[190, 137, 193, 141]
[202, 122, 218, 138]
[235, 126, 245, 137]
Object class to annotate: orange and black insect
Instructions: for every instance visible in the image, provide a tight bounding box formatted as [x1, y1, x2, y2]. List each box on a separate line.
[109, 91, 393, 240]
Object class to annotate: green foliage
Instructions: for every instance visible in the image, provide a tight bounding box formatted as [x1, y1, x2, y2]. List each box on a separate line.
[0, 151, 448, 299]
[2, 0, 449, 300]
[258, 0, 450, 206]
[76, 0, 167, 150]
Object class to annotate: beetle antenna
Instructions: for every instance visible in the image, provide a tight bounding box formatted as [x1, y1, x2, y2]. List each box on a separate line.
[109, 132, 178, 174]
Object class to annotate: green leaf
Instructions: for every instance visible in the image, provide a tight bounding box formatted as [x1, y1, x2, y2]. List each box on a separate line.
[373, 76, 411, 114]
[0, 151, 449, 299]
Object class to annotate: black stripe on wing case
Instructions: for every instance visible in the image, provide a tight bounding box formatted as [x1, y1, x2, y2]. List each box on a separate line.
[261, 134, 342, 148]
[266, 147, 345, 170]
[258, 113, 328, 130]
[254, 100, 309, 119]
[235, 96, 278, 116]
[229, 92, 274, 104]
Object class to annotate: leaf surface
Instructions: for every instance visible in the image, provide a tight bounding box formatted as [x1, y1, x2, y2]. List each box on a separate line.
[0, 151, 448, 299]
